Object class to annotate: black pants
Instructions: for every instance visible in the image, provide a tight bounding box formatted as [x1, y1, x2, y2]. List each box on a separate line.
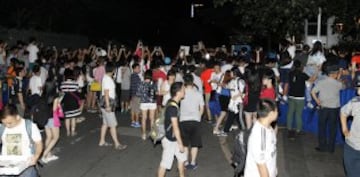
[115, 83, 121, 108]
[224, 104, 244, 133]
[318, 107, 339, 152]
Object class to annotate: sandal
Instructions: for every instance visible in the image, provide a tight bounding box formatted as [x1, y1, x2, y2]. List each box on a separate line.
[114, 144, 127, 150]
[99, 142, 113, 147]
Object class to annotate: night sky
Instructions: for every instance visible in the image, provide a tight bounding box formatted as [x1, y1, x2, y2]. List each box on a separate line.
[0, 0, 227, 48]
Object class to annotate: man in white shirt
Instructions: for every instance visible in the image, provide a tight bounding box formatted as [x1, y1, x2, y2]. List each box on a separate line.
[26, 38, 39, 71]
[0, 104, 43, 176]
[99, 62, 127, 150]
[29, 65, 43, 96]
[244, 99, 278, 177]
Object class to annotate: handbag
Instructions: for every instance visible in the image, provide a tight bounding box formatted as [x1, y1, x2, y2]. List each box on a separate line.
[90, 81, 101, 92]
[99, 96, 117, 112]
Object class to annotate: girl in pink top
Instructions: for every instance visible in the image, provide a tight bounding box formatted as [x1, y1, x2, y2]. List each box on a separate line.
[93, 60, 106, 84]
[88, 58, 105, 112]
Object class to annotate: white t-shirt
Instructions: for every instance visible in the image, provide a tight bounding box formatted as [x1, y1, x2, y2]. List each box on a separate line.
[77, 75, 85, 88]
[287, 45, 296, 59]
[29, 75, 42, 96]
[115, 67, 122, 84]
[26, 44, 39, 63]
[162, 80, 171, 106]
[1, 119, 42, 158]
[209, 72, 223, 90]
[307, 51, 326, 66]
[244, 121, 277, 177]
[40, 66, 48, 86]
[102, 75, 116, 99]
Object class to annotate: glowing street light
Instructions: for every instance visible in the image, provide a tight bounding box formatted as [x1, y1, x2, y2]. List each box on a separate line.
[191, 3, 204, 18]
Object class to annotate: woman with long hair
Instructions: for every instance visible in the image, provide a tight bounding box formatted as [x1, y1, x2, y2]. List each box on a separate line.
[304, 41, 326, 108]
[243, 68, 261, 129]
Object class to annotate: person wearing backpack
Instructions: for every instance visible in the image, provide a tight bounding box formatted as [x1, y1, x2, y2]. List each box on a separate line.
[244, 99, 278, 177]
[0, 104, 43, 177]
[180, 74, 204, 170]
[158, 82, 187, 177]
[224, 68, 246, 134]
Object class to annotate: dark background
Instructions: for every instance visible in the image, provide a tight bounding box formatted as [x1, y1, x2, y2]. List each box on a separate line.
[0, 0, 229, 51]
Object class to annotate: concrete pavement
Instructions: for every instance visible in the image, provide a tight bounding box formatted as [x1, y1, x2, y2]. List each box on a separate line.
[40, 112, 346, 177]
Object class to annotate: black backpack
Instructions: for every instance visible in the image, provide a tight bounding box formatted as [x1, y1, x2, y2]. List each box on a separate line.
[232, 126, 253, 177]
[26, 94, 51, 129]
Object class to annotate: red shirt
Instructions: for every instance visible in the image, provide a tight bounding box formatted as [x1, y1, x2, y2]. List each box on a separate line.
[351, 54, 360, 64]
[260, 87, 276, 100]
[201, 68, 214, 94]
[153, 69, 167, 83]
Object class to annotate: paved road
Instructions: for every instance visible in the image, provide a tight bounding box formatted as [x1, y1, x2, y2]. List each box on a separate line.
[40, 112, 345, 177]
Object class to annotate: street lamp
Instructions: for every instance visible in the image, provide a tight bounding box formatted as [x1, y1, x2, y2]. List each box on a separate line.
[191, 3, 204, 18]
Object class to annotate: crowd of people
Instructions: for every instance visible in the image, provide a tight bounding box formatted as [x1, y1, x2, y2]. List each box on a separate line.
[0, 37, 360, 177]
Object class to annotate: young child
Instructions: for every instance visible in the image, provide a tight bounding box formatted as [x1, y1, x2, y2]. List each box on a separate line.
[244, 99, 278, 177]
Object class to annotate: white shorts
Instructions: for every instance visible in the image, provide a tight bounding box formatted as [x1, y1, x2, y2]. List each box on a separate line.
[160, 138, 187, 170]
[140, 103, 157, 111]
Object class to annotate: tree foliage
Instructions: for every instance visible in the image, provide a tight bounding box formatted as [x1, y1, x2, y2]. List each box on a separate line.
[213, 0, 353, 38]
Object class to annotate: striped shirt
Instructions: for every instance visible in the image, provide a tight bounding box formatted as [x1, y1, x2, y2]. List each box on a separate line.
[60, 80, 79, 93]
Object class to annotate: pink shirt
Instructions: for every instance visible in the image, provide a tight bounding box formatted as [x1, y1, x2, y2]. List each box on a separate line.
[93, 65, 105, 83]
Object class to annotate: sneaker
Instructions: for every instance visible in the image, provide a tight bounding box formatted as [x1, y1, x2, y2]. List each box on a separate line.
[134, 122, 141, 128]
[130, 122, 136, 127]
[187, 163, 198, 170]
[230, 125, 238, 131]
[47, 155, 59, 162]
[184, 161, 191, 169]
[217, 131, 228, 137]
[41, 157, 50, 164]
[213, 129, 221, 135]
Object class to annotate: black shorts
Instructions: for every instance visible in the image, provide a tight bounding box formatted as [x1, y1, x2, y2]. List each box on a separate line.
[219, 95, 230, 112]
[180, 121, 202, 148]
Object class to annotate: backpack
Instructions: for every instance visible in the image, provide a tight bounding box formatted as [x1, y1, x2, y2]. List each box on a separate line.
[0, 119, 35, 155]
[232, 126, 253, 176]
[26, 94, 51, 129]
[149, 100, 179, 145]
